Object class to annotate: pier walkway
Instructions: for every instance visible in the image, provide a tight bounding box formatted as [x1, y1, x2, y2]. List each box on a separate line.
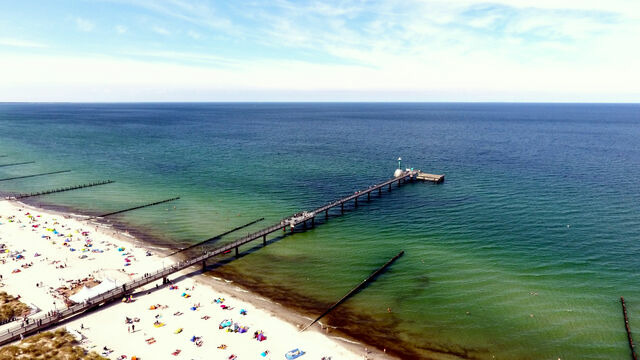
[0, 169, 440, 345]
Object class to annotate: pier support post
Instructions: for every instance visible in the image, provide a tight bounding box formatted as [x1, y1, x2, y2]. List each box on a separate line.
[379, 188, 382, 196]
[235, 247, 239, 257]
[311, 217, 315, 227]
[325, 210, 328, 219]
[303, 220, 307, 229]
[341, 203, 344, 214]
[355, 197, 358, 207]
[388, 184, 391, 192]
[263, 234, 266, 246]
[368, 192, 371, 201]
[202, 261, 206, 272]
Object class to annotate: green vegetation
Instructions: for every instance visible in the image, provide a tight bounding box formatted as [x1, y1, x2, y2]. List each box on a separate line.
[0, 329, 106, 360]
[0, 291, 30, 322]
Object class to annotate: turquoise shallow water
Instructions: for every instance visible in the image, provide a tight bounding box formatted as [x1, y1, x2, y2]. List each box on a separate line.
[0, 103, 639, 359]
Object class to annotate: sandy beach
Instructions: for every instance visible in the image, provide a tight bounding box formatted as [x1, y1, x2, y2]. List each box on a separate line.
[0, 199, 392, 360]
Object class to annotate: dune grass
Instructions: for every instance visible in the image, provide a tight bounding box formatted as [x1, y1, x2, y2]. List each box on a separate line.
[0, 291, 30, 322]
[0, 329, 106, 360]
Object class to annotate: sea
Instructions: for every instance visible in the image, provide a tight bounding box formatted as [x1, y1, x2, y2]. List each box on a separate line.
[0, 103, 638, 359]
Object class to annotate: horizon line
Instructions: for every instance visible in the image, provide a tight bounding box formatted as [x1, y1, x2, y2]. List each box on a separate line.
[1, 101, 639, 105]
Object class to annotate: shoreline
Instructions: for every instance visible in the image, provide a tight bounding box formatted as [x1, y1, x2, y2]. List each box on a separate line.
[0, 199, 396, 360]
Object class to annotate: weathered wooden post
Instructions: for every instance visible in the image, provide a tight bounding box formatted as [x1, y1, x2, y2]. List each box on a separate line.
[621, 296, 638, 360]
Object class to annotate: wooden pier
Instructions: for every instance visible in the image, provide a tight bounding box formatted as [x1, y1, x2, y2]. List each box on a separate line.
[0, 169, 437, 345]
[416, 171, 444, 183]
[167, 217, 265, 257]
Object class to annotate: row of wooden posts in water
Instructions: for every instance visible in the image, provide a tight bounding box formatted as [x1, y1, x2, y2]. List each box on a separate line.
[621, 296, 638, 360]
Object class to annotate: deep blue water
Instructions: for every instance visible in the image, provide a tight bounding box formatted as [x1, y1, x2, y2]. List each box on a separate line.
[0, 103, 639, 359]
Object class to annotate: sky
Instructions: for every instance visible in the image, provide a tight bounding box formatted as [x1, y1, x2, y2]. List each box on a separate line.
[1, 0, 639, 102]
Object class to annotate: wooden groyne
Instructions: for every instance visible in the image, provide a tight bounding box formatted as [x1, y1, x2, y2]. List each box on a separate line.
[90, 197, 180, 219]
[301, 250, 405, 331]
[621, 296, 638, 360]
[166, 217, 266, 257]
[0, 161, 35, 168]
[12, 180, 115, 199]
[0, 169, 71, 182]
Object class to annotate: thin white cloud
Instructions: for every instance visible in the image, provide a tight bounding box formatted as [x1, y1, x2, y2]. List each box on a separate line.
[274, 0, 363, 17]
[152, 26, 170, 35]
[256, 0, 635, 72]
[124, 50, 236, 66]
[187, 30, 201, 39]
[116, 25, 128, 34]
[0, 38, 47, 48]
[76, 17, 95, 32]
[116, 0, 235, 34]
